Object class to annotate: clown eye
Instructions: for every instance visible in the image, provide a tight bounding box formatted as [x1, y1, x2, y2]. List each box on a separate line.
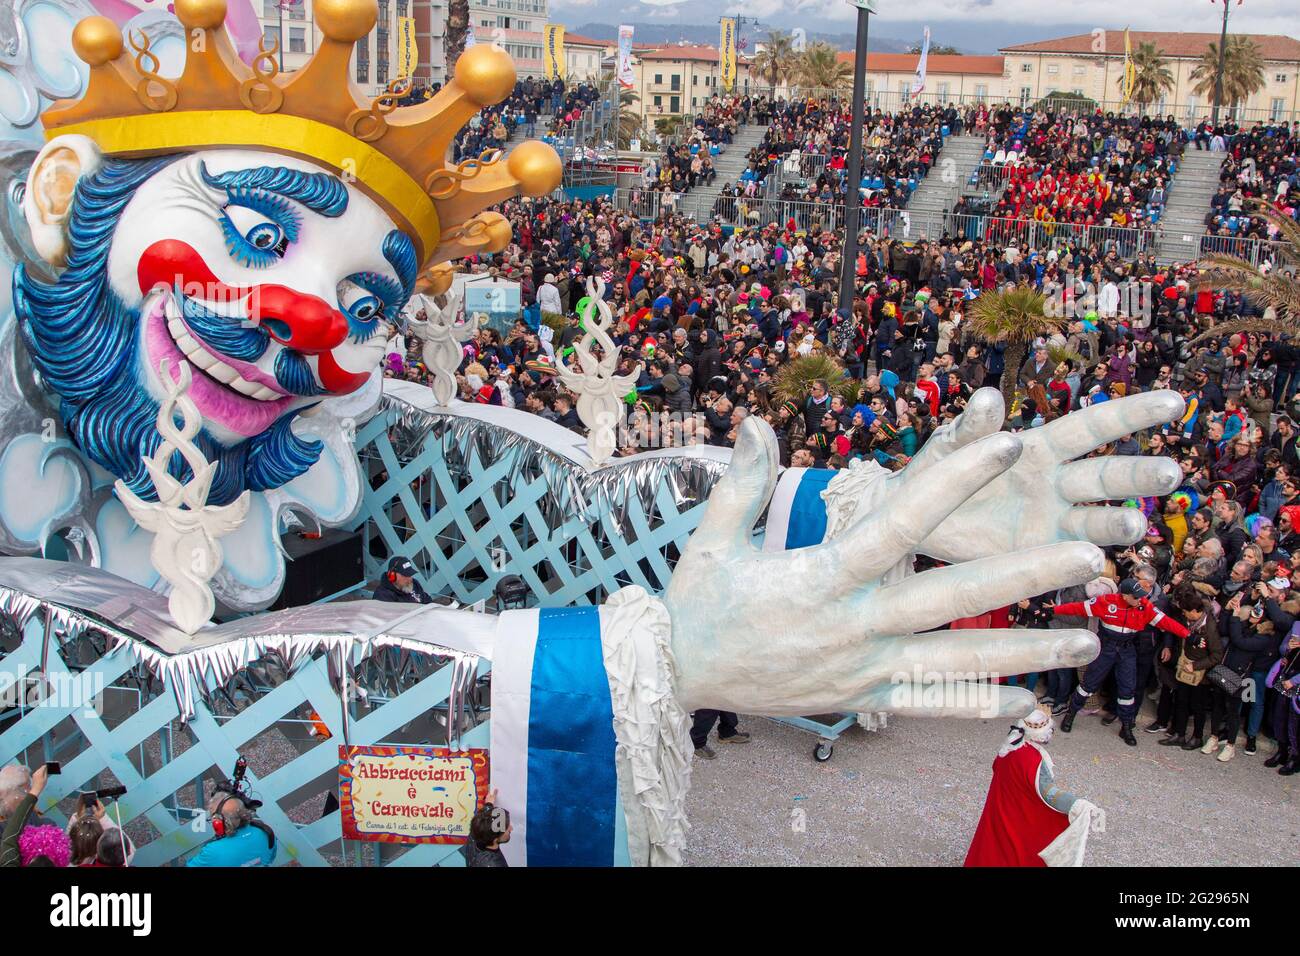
[338, 279, 388, 343]
[221, 204, 292, 267]
[246, 222, 284, 251]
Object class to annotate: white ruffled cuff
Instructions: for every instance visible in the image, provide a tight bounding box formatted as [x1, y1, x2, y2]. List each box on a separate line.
[599, 585, 692, 866]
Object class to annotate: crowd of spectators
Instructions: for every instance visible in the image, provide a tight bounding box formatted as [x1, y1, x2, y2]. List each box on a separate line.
[978, 108, 1183, 231]
[732, 98, 950, 213]
[1206, 120, 1298, 243]
[639, 94, 752, 198]
[452, 77, 603, 163]
[387, 188, 1300, 771]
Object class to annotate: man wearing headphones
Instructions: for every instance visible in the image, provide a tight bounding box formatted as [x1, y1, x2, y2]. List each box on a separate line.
[186, 790, 277, 867]
[373, 557, 435, 604]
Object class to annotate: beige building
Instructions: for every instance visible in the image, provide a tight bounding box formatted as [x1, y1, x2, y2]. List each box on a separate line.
[258, 0, 448, 95]
[562, 32, 608, 83]
[832, 51, 1008, 105]
[627, 44, 754, 121]
[999, 31, 1300, 121]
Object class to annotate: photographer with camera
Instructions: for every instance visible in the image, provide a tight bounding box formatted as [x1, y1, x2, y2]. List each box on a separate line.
[187, 758, 276, 867]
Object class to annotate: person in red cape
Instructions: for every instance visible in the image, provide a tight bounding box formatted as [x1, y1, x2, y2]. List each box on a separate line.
[965, 707, 1104, 867]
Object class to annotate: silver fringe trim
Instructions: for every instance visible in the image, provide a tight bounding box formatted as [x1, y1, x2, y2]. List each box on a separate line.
[0, 563, 482, 746]
[370, 395, 728, 532]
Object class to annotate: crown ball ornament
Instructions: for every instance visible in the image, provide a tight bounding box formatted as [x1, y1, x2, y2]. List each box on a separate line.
[71, 16, 124, 65]
[46, 0, 562, 270]
[175, 0, 230, 30]
[311, 0, 379, 40]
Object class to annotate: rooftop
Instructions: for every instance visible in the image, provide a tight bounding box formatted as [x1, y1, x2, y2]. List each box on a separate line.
[1000, 31, 1300, 60]
[834, 51, 1006, 76]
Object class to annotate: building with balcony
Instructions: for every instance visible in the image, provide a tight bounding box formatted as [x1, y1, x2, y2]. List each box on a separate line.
[257, 0, 448, 97]
[469, 0, 548, 78]
[628, 44, 754, 122]
[999, 31, 1300, 120]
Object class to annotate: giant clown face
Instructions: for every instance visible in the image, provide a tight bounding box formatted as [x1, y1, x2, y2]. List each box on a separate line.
[18, 137, 416, 505]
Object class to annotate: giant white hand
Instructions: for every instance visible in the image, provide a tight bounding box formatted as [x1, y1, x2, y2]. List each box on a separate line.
[663, 417, 1103, 718]
[909, 388, 1186, 563]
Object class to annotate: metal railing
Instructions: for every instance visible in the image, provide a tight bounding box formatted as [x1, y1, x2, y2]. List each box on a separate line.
[1199, 234, 1293, 269]
[743, 87, 1300, 127]
[611, 186, 1162, 256]
[967, 161, 1013, 194]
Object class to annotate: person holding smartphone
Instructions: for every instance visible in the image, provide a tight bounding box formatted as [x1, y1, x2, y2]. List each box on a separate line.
[0, 762, 49, 867]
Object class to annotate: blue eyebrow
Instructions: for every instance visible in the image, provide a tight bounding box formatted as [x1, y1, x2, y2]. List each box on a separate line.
[200, 161, 349, 218]
[382, 229, 417, 302]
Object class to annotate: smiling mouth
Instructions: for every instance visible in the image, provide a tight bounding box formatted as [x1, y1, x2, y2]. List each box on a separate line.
[162, 294, 286, 402]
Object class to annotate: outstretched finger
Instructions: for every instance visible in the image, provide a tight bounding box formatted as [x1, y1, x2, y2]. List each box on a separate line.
[1056, 455, 1182, 503]
[1060, 506, 1148, 546]
[828, 432, 1023, 586]
[874, 628, 1099, 683]
[858, 681, 1039, 720]
[905, 387, 1005, 473]
[689, 414, 779, 553]
[873, 542, 1104, 634]
[1037, 390, 1185, 462]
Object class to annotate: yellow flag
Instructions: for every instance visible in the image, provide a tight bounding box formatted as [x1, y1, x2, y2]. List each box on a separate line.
[397, 17, 417, 80]
[544, 25, 565, 81]
[720, 18, 737, 93]
[1122, 27, 1136, 104]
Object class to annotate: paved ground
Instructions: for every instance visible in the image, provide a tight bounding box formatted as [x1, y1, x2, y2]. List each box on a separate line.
[683, 706, 1299, 866]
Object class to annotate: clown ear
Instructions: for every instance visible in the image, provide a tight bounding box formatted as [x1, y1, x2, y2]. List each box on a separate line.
[23, 134, 103, 267]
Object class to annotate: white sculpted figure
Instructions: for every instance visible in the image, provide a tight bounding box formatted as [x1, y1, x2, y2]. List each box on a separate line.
[114, 359, 251, 633]
[555, 276, 643, 467]
[407, 284, 477, 406]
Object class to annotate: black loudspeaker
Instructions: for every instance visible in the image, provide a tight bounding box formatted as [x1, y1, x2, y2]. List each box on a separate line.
[269, 529, 364, 610]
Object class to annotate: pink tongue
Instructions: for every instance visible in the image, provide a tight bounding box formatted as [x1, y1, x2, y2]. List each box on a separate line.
[144, 297, 292, 438]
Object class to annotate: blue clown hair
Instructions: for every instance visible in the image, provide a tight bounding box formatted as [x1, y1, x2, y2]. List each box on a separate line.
[13, 155, 326, 505]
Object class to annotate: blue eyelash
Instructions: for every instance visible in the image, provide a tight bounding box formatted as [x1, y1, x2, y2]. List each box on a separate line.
[344, 271, 403, 342]
[217, 187, 301, 268]
[224, 187, 301, 241]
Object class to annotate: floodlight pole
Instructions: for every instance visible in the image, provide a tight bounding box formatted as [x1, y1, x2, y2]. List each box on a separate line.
[837, 0, 874, 316]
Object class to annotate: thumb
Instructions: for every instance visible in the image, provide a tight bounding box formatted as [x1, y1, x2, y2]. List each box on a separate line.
[691, 415, 778, 553]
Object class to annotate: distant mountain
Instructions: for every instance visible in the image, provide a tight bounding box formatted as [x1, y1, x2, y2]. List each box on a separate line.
[569, 21, 918, 54]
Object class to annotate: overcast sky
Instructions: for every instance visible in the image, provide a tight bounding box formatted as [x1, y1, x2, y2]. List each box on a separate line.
[549, 0, 1298, 53]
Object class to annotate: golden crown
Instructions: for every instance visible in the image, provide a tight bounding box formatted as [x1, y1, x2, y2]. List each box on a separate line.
[44, 0, 562, 270]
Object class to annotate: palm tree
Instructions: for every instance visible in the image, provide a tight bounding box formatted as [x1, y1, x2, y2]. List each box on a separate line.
[752, 31, 796, 94]
[794, 42, 853, 93]
[963, 285, 1064, 402]
[1123, 42, 1175, 109]
[445, 0, 469, 72]
[617, 89, 643, 150]
[1191, 199, 1300, 343]
[1190, 35, 1266, 113]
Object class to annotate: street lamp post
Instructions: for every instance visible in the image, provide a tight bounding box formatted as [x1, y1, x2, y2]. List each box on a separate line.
[837, 0, 874, 318]
[1210, 0, 1237, 128]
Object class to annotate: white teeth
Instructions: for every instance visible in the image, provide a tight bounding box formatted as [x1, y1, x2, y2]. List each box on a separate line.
[207, 363, 241, 385]
[162, 295, 291, 402]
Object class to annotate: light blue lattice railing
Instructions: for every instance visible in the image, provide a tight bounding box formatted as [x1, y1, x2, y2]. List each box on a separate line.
[353, 396, 726, 607]
[0, 395, 727, 865]
[0, 610, 491, 866]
